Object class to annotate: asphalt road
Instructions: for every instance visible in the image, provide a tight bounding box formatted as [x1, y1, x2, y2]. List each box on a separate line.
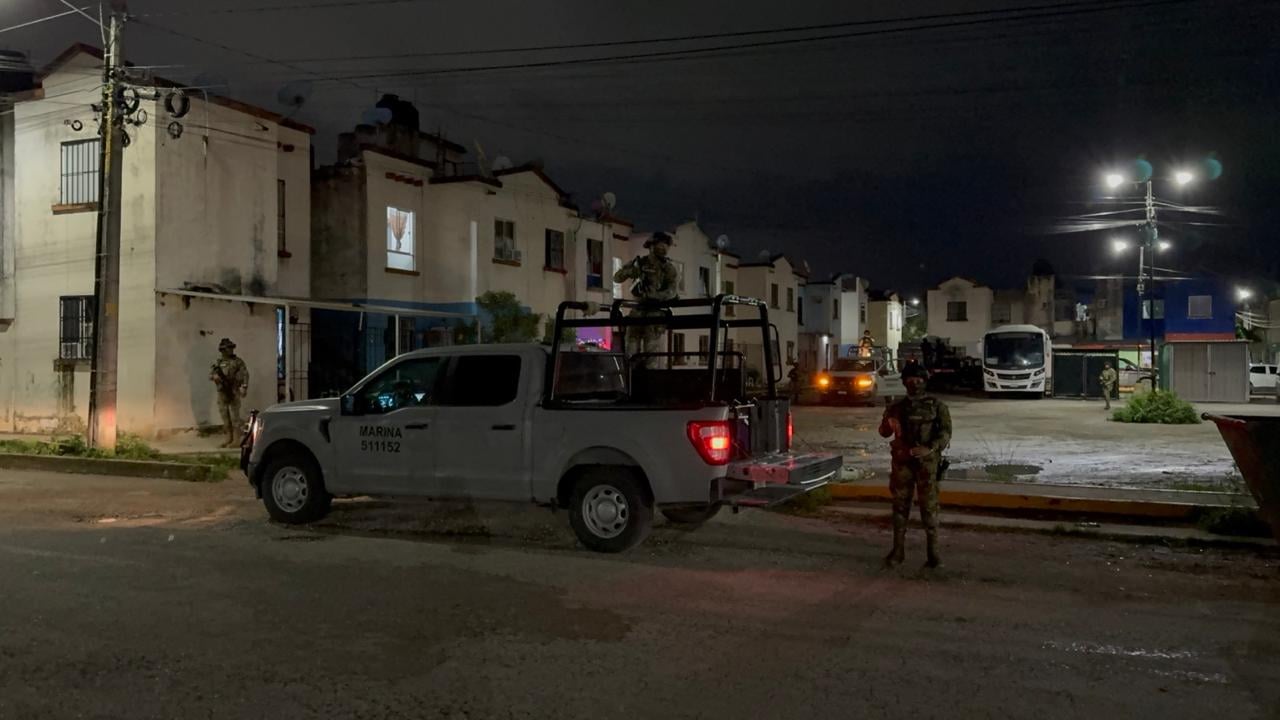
[1, 471, 1278, 720]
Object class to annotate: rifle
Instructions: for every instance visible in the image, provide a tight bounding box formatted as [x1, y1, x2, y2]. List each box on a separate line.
[211, 363, 235, 397]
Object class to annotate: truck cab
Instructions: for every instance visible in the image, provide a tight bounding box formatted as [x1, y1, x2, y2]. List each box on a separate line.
[242, 296, 841, 552]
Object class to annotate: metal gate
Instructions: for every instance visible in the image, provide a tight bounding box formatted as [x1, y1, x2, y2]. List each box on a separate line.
[1052, 350, 1118, 398]
[1168, 341, 1249, 403]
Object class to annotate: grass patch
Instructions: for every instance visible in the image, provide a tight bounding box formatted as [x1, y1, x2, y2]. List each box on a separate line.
[0, 434, 235, 480]
[1196, 507, 1271, 538]
[1111, 390, 1200, 424]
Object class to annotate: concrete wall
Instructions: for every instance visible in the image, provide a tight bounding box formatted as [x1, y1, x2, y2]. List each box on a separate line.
[869, 297, 903, 357]
[311, 165, 368, 299]
[0, 57, 157, 433]
[275, 126, 312, 298]
[927, 277, 993, 356]
[736, 257, 801, 375]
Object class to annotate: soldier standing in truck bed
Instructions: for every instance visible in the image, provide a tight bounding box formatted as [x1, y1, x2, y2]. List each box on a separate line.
[613, 231, 679, 367]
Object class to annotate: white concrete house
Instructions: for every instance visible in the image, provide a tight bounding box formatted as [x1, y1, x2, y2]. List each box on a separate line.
[867, 290, 904, 358]
[926, 276, 994, 356]
[310, 104, 626, 386]
[735, 254, 805, 379]
[799, 273, 870, 370]
[0, 44, 313, 436]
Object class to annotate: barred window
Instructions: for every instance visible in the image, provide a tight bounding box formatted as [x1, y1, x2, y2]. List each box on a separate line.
[60, 139, 100, 205]
[59, 295, 95, 360]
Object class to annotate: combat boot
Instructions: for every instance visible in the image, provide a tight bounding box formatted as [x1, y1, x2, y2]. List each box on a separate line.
[924, 531, 941, 569]
[884, 527, 906, 567]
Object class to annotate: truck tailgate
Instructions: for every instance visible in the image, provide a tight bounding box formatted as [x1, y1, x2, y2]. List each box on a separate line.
[716, 451, 843, 507]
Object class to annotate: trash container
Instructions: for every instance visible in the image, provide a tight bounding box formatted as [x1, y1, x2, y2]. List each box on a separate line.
[1202, 413, 1280, 543]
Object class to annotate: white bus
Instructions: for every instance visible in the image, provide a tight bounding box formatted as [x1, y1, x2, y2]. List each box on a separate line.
[981, 325, 1052, 396]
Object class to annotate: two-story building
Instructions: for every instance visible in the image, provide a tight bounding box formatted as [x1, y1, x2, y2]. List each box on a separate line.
[867, 290, 904, 358]
[799, 273, 870, 370]
[735, 253, 805, 378]
[309, 98, 624, 392]
[0, 44, 313, 436]
[926, 276, 994, 356]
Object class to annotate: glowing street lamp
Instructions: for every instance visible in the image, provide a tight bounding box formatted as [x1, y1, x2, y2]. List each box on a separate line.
[1104, 173, 1125, 189]
[910, 298, 920, 306]
[1111, 238, 1131, 254]
[1174, 170, 1195, 186]
[1236, 287, 1254, 302]
[1157, 240, 1172, 252]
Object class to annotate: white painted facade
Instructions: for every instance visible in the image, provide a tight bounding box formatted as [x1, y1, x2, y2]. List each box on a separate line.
[799, 274, 869, 369]
[927, 276, 994, 356]
[868, 291, 904, 358]
[735, 255, 804, 379]
[0, 46, 312, 436]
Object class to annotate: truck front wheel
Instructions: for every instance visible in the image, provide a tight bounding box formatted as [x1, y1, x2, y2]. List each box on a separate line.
[261, 449, 332, 525]
[569, 469, 653, 553]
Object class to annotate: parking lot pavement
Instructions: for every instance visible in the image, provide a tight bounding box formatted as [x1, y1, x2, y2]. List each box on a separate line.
[795, 396, 1280, 490]
[0, 470, 1277, 720]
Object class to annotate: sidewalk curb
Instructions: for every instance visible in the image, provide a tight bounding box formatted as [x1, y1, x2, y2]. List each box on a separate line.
[825, 505, 1276, 550]
[828, 483, 1224, 520]
[0, 453, 217, 482]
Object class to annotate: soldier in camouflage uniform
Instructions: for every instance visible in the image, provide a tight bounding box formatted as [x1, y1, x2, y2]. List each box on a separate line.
[878, 363, 952, 568]
[612, 231, 680, 367]
[1099, 361, 1118, 410]
[209, 338, 249, 447]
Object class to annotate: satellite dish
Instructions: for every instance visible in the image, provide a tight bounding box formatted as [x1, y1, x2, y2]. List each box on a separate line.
[491, 155, 513, 171]
[715, 234, 730, 250]
[360, 106, 392, 125]
[757, 249, 771, 260]
[602, 191, 617, 210]
[277, 80, 313, 111]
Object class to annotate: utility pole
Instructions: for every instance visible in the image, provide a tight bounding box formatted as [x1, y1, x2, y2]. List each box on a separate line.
[1141, 179, 1158, 391]
[87, 5, 126, 450]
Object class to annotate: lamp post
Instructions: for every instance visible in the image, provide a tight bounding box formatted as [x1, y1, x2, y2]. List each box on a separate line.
[1103, 168, 1196, 389]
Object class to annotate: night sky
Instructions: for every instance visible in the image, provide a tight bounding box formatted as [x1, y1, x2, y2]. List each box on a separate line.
[5, 0, 1278, 298]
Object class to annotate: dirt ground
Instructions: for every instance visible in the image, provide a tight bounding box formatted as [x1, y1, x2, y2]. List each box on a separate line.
[795, 395, 1280, 490]
[0, 469, 1277, 720]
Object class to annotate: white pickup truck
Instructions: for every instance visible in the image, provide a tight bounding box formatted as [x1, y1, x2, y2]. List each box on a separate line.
[241, 297, 841, 552]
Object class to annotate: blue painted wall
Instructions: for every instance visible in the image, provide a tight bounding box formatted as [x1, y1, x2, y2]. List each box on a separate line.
[1122, 277, 1236, 340]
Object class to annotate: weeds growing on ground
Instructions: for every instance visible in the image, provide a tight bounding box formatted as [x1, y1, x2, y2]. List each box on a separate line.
[781, 486, 834, 515]
[1110, 390, 1200, 424]
[0, 434, 234, 479]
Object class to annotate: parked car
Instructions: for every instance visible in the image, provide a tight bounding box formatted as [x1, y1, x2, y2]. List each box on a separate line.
[814, 352, 904, 405]
[240, 297, 841, 553]
[1117, 357, 1153, 391]
[1250, 363, 1278, 393]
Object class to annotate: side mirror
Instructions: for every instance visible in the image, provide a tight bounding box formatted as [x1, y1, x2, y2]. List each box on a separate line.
[341, 394, 358, 416]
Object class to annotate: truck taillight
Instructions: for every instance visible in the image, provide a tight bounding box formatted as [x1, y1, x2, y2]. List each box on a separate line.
[688, 421, 732, 465]
[787, 412, 793, 450]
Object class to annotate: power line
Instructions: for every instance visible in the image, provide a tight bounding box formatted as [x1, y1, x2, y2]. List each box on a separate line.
[143, 0, 1218, 85]
[128, 0, 1180, 67]
[0, 6, 89, 35]
[137, 0, 437, 17]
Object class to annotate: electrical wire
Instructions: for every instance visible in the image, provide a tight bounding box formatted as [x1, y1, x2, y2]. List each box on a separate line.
[0, 6, 89, 35]
[137, 0, 440, 17]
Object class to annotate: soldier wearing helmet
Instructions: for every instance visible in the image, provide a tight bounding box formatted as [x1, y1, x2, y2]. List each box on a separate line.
[878, 362, 951, 568]
[209, 337, 249, 447]
[613, 231, 680, 367]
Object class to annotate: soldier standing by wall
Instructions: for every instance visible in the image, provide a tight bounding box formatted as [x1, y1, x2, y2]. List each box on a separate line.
[612, 232, 679, 367]
[1099, 361, 1118, 410]
[210, 338, 249, 447]
[878, 363, 952, 568]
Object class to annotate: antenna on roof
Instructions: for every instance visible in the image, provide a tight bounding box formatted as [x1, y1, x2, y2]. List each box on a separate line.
[473, 140, 491, 177]
[491, 155, 513, 172]
[715, 234, 730, 251]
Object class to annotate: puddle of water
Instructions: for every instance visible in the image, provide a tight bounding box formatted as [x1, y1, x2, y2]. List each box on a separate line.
[984, 463, 1043, 476]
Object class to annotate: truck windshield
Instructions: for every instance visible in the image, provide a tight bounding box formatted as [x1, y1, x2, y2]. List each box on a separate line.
[984, 333, 1045, 370]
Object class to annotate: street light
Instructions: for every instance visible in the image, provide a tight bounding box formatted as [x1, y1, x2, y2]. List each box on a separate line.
[1174, 170, 1195, 186]
[1111, 238, 1131, 254]
[1104, 173, 1125, 189]
[910, 298, 920, 306]
[1157, 240, 1172, 252]
[1237, 287, 1254, 302]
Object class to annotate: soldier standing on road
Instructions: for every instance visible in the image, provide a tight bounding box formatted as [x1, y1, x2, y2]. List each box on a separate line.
[209, 338, 249, 448]
[613, 231, 679, 367]
[878, 363, 952, 568]
[1099, 361, 1118, 411]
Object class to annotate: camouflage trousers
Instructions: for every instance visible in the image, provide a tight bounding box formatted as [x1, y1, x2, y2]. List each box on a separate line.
[625, 310, 667, 368]
[218, 396, 242, 439]
[889, 458, 940, 533]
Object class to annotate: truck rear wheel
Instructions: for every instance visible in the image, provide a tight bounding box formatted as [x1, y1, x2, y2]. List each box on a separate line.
[569, 469, 653, 553]
[261, 449, 332, 525]
[661, 503, 722, 529]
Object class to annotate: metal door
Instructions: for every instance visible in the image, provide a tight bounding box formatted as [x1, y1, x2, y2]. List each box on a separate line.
[1052, 354, 1085, 397]
[1207, 342, 1249, 403]
[1171, 343, 1210, 401]
[1083, 352, 1119, 398]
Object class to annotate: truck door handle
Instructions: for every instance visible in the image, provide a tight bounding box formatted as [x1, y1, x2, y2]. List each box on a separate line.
[405, 423, 430, 430]
[491, 424, 516, 431]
